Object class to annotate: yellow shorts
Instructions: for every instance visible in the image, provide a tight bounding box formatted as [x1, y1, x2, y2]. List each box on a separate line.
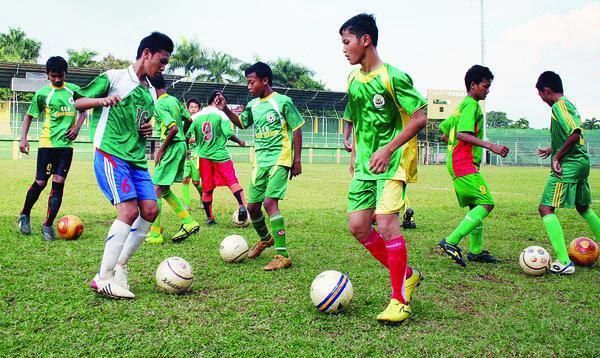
[347, 179, 407, 215]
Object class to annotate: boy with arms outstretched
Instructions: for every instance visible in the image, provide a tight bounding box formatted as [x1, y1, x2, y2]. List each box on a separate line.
[340, 14, 427, 323]
[536, 71, 600, 274]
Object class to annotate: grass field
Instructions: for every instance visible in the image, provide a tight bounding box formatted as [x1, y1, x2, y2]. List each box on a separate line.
[1, 160, 599, 356]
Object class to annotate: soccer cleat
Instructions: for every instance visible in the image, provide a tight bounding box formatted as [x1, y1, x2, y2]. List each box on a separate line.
[549, 260, 575, 275]
[171, 221, 200, 243]
[404, 268, 423, 303]
[438, 239, 466, 267]
[402, 208, 417, 229]
[248, 236, 274, 259]
[206, 218, 217, 226]
[41, 225, 56, 241]
[145, 234, 164, 244]
[467, 250, 501, 263]
[185, 205, 192, 212]
[90, 274, 135, 299]
[18, 214, 31, 235]
[263, 254, 292, 271]
[377, 299, 411, 323]
[113, 264, 129, 290]
[237, 205, 248, 223]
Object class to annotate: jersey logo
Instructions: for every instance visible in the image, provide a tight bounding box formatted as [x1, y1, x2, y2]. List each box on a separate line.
[267, 113, 277, 123]
[68, 97, 75, 105]
[373, 94, 385, 109]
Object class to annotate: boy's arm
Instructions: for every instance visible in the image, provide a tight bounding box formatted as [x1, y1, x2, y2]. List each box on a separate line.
[343, 121, 353, 152]
[551, 130, 581, 178]
[215, 94, 249, 129]
[350, 140, 356, 176]
[228, 134, 246, 147]
[369, 108, 427, 174]
[290, 127, 302, 179]
[456, 132, 509, 157]
[65, 111, 88, 140]
[440, 134, 449, 144]
[155, 124, 178, 165]
[75, 96, 121, 111]
[19, 114, 34, 154]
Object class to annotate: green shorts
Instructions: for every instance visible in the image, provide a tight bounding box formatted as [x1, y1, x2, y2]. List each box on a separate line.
[540, 176, 591, 208]
[248, 165, 289, 204]
[453, 172, 494, 208]
[348, 178, 407, 215]
[183, 155, 200, 182]
[152, 141, 187, 186]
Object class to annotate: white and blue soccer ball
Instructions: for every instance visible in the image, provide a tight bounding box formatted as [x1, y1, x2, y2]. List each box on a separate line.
[310, 270, 354, 313]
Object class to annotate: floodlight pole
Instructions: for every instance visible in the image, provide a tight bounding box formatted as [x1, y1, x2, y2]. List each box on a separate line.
[481, 0, 488, 164]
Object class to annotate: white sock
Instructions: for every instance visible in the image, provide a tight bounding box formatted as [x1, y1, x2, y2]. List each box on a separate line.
[117, 216, 152, 266]
[99, 220, 131, 280]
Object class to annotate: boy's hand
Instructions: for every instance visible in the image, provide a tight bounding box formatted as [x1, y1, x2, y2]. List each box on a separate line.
[155, 148, 164, 166]
[344, 139, 352, 152]
[214, 94, 228, 111]
[290, 160, 302, 180]
[100, 95, 121, 107]
[489, 144, 510, 158]
[552, 158, 562, 178]
[349, 162, 354, 176]
[369, 146, 392, 174]
[65, 125, 81, 140]
[139, 122, 153, 137]
[238, 139, 246, 147]
[19, 138, 30, 155]
[537, 147, 551, 159]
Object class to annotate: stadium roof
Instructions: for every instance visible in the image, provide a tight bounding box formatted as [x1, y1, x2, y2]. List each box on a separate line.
[0, 62, 348, 111]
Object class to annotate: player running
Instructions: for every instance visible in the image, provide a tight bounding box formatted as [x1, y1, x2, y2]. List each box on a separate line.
[181, 98, 202, 210]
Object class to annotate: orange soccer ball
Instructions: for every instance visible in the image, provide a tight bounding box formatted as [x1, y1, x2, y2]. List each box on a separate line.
[56, 215, 84, 240]
[568, 237, 599, 266]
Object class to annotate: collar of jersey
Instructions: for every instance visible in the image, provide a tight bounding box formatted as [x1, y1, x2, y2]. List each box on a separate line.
[50, 83, 66, 90]
[158, 93, 169, 100]
[259, 92, 277, 102]
[354, 64, 387, 83]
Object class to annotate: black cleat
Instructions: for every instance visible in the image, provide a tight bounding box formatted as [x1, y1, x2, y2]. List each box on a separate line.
[467, 250, 501, 263]
[402, 208, 416, 229]
[206, 219, 218, 226]
[19, 214, 31, 235]
[237, 205, 248, 223]
[438, 239, 466, 267]
[41, 225, 56, 241]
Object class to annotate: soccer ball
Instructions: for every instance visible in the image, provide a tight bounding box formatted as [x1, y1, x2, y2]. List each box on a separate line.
[310, 270, 354, 313]
[220, 235, 249, 263]
[155, 257, 193, 294]
[519, 246, 551, 276]
[56, 215, 84, 240]
[568, 237, 599, 266]
[232, 208, 251, 227]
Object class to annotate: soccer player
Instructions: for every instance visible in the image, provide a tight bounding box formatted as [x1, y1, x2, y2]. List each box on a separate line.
[340, 14, 427, 323]
[216, 62, 304, 271]
[145, 75, 200, 244]
[18, 56, 87, 241]
[438, 65, 509, 267]
[181, 98, 202, 210]
[186, 90, 247, 225]
[74, 32, 174, 299]
[535, 71, 600, 274]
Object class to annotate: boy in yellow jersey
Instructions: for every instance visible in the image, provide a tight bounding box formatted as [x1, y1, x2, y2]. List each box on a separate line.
[340, 14, 427, 323]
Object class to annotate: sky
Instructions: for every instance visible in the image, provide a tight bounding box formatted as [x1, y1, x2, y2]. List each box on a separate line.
[1, 0, 598, 128]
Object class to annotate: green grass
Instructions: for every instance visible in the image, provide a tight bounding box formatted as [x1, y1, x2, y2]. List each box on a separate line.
[1, 160, 599, 356]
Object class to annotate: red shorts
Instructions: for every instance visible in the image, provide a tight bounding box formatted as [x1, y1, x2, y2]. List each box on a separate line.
[199, 158, 240, 192]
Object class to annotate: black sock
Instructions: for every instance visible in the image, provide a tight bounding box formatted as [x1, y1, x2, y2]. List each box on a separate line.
[233, 190, 245, 206]
[202, 201, 214, 220]
[43, 182, 64, 226]
[21, 181, 45, 216]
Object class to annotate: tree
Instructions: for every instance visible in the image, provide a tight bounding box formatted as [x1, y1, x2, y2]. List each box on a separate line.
[0, 27, 41, 62]
[201, 50, 241, 83]
[66, 48, 98, 68]
[95, 54, 130, 70]
[168, 38, 206, 77]
[486, 111, 513, 128]
[582, 117, 600, 130]
[511, 117, 530, 129]
[269, 58, 326, 90]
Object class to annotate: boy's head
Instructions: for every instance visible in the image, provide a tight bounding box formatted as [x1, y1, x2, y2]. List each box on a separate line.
[136, 32, 174, 78]
[536, 71, 563, 106]
[339, 13, 378, 65]
[187, 98, 201, 114]
[465, 65, 494, 101]
[46, 56, 68, 87]
[244, 62, 272, 97]
[207, 90, 226, 106]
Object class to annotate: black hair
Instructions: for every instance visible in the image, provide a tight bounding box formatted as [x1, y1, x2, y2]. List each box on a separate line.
[339, 13, 378, 47]
[46, 56, 68, 74]
[136, 32, 174, 60]
[187, 98, 200, 107]
[536, 71, 563, 93]
[244, 61, 273, 86]
[148, 74, 165, 89]
[207, 90, 226, 105]
[464, 65, 494, 91]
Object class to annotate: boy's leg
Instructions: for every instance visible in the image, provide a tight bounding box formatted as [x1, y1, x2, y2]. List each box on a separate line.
[219, 160, 247, 222]
[182, 177, 191, 209]
[199, 158, 216, 224]
[262, 166, 292, 271]
[20, 148, 52, 235]
[247, 167, 273, 259]
[575, 180, 600, 239]
[201, 190, 215, 222]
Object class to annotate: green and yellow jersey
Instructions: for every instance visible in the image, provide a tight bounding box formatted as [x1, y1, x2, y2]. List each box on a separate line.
[550, 96, 589, 181]
[154, 93, 190, 142]
[444, 96, 483, 180]
[186, 106, 235, 162]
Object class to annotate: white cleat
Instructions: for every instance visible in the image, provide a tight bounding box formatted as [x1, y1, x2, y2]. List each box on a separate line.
[549, 260, 575, 275]
[90, 274, 135, 299]
[113, 264, 130, 290]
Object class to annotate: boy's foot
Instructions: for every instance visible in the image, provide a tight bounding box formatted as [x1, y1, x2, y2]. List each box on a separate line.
[263, 254, 292, 271]
[377, 299, 411, 323]
[19, 214, 31, 235]
[549, 260, 575, 275]
[402, 208, 416, 229]
[206, 218, 217, 226]
[185, 205, 191, 212]
[438, 239, 466, 267]
[145, 234, 164, 244]
[248, 236, 274, 259]
[42, 225, 56, 241]
[237, 205, 248, 223]
[113, 264, 129, 290]
[467, 250, 501, 263]
[404, 268, 423, 303]
[90, 274, 135, 299]
[171, 221, 200, 243]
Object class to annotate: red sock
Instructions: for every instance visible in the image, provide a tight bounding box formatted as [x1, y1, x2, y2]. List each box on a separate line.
[359, 229, 388, 268]
[386, 235, 408, 304]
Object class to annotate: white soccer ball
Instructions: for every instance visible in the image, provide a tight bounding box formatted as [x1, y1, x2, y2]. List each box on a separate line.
[519, 246, 551, 276]
[155, 257, 194, 293]
[232, 208, 251, 227]
[310, 270, 354, 313]
[220, 235, 249, 263]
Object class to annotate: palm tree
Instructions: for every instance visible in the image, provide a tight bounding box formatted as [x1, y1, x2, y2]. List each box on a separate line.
[96, 54, 130, 70]
[168, 38, 206, 77]
[269, 58, 326, 90]
[202, 50, 241, 83]
[0, 27, 41, 62]
[66, 48, 98, 68]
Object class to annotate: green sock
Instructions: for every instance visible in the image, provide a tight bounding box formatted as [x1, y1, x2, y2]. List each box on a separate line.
[182, 183, 191, 207]
[542, 214, 570, 265]
[447, 205, 490, 245]
[163, 189, 193, 224]
[581, 208, 600, 240]
[194, 183, 202, 196]
[469, 223, 483, 254]
[150, 198, 163, 238]
[270, 214, 288, 258]
[251, 214, 271, 241]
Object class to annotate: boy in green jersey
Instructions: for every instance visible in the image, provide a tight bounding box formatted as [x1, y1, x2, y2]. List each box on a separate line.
[146, 75, 200, 244]
[217, 62, 304, 271]
[340, 14, 427, 323]
[438, 65, 509, 267]
[74, 32, 174, 299]
[181, 98, 202, 210]
[18, 56, 87, 241]
[536, 71, 600, 275]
